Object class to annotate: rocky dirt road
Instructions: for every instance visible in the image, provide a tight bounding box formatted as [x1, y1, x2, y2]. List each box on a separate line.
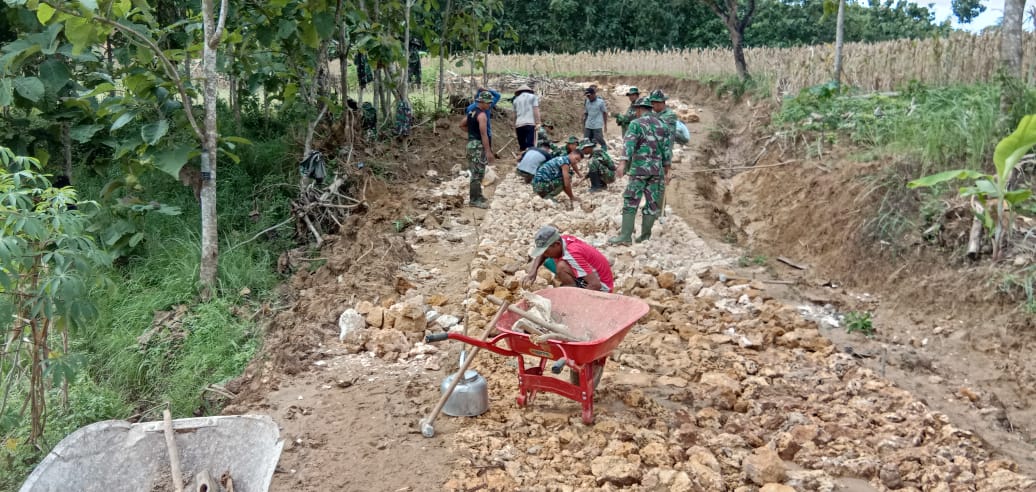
[234, 83, 1036, 491]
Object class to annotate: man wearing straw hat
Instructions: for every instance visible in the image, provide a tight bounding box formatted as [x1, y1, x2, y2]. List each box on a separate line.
[513, 84, 541, 152]
[614, 86, 641, 136]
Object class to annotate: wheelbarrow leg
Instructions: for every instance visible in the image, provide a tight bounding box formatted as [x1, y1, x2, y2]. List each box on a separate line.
[578, 358, 607, 424]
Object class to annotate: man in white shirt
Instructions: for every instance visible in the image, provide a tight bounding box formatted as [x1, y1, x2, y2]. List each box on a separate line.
[512, 85, 541, 152]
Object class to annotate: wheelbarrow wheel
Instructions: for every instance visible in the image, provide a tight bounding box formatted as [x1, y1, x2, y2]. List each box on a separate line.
[569, 360, 605, 390]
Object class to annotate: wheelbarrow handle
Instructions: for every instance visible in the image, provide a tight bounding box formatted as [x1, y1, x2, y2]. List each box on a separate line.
[426, 332, 450, 343]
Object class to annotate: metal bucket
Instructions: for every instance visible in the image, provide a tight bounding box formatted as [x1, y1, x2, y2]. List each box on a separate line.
[441, 368, 489, 417]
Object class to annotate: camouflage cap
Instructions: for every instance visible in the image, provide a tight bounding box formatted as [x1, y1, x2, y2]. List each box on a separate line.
[565, 136, 580, 144]
[477, 91, 495, 103]
[633, 97, 652, 108]
[542, 120, 554, 128]
[626, 86, 640, 96]
[579, 138, 596, 149]
[648, 89, 668, 102]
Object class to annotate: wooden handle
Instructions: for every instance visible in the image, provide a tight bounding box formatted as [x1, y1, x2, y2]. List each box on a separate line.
[486, 295, 584, 341]
[163, 408, 184, 492]
[422, 302, 508, 428]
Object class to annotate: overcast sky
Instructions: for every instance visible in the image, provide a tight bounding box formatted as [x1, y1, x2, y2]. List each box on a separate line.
[926, 0, 1035, 32]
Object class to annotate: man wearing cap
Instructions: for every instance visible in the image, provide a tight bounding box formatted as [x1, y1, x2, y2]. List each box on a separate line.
[513, 85, 541, 152]
[579, 139, 617, 192]
[649, 90, 679, 146]
[516, 140, 553, 184]
[583, 86, 609, 150]
[459, 91, 496, 208]
[615, 86, 641, 136]
[554, 136, 580, 158]
[531, 151, 583, 206]
[609, 97, 672, 245]
[523, 225, 614, 293]
[466, 87, 501, 142]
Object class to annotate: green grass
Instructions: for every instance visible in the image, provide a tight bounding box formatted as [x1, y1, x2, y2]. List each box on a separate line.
[774, 82, 1014, 176]
[0, 114, 295, 487]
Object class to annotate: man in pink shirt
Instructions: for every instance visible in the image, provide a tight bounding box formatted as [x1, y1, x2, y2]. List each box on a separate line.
[522, 225, 615, 293]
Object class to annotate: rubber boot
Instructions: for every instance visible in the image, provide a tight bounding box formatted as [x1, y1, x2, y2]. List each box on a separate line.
[635, 215, 657, 243]
[608, 212, 636, 245]
[588, 172, 605, 192]
[469, 181, 488, 209]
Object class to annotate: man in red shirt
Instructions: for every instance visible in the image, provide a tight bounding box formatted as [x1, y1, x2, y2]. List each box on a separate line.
[522, 225, 615, 293]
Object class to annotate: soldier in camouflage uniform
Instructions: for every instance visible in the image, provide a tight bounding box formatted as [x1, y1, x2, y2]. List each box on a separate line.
[608, 97, 672, 245]
[459, 91, 496, 208]
[360, 102, 378, 141]
[394, 99, 415, 138]
[579, 139, 617, 192]
[649, 90, 679, 150]
[537, 122, 561, 155]
[531, 152, 583, 206]
[614, 86, 640, 137]
[553, 136, 580, 158]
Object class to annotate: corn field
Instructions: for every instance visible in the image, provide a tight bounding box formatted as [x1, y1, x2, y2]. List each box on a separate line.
[479, 32, 1036, 93]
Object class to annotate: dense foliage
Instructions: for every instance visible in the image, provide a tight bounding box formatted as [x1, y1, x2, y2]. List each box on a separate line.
[497, 0, 951, 53]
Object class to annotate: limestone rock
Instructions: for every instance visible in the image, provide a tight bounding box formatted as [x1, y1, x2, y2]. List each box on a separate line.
[760, 484, 794, 492]
[657, 271, 677, 291]
[685, 446, 724, 491]
[589, 455, 642, 487]
[638, 442, 673, 467]
[366, 329, 409, 359]
[742, 447, 787, 486]
[365, 306, 385, 328]
[355, 300, 374, 315]
[338, 309, 368, 352]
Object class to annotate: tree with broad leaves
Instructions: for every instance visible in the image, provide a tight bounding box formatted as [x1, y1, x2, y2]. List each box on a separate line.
[698, 0, 757, 81]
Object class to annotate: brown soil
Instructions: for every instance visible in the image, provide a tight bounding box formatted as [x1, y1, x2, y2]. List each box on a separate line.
[222, 76, 1036, 491]
[647, 76, 1036, 476]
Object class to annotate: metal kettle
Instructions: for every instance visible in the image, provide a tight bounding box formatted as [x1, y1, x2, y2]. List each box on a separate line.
[440, 352, 489, 417]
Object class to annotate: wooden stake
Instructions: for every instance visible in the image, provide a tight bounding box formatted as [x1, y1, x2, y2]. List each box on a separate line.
[163, 408, 184, 492]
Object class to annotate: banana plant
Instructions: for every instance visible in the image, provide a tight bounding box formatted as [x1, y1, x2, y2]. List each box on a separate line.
[908, 114, 1036, 261]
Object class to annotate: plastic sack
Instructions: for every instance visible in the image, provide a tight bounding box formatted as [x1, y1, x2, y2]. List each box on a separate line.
[674, 120, 691, 145]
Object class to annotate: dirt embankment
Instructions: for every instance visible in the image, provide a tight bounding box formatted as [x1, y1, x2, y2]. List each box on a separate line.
[655, 76, 1036, 477]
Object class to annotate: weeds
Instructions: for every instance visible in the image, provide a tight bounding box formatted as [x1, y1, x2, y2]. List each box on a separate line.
[845, 311, 875, 336]
[737, 254, 768, 267]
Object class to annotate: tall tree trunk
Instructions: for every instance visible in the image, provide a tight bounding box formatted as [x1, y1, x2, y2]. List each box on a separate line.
[833, 0, 845, 88]
[199, 0, 227, 299]
[437, 0, 452, 110]
[402, 0, 413, 103]
[230, 47, 241, 132]
[61, 122, 72, 180]
[482, 31, 489, 88]
[730, 26, 749, 81]
[1001, 0, 1025, 114]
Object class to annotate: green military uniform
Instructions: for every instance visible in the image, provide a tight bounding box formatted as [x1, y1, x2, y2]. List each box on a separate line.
[608, 97, 672, 245]
[554, 136, 579, 158]
[465, 91, 495, 208]
[579, 139, 617, 192]
[538, 125, 562, 156]
[614, 86, 641, 137]
[649, 89, 678, 157]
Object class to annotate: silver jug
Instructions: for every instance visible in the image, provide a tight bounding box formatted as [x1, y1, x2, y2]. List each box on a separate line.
[440, 367, 489, 417]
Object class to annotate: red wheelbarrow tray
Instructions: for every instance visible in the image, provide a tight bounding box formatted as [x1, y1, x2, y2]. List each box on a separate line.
[437, 287, 650, 423]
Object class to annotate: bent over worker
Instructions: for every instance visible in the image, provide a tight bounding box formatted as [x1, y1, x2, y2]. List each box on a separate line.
[609, 97, 672, 245]
[523, 225, 615, 293]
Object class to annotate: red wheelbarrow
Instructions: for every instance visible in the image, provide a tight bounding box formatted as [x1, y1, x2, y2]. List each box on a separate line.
[426, 287, 649, 424]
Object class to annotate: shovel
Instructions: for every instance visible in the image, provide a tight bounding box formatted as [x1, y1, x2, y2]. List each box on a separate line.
[419, 301, 508, 438]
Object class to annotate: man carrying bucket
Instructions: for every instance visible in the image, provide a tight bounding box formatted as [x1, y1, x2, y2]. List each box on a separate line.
[522, 225, 614, 293]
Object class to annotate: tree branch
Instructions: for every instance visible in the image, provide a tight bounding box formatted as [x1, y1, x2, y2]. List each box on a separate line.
[738, 0, 758, 31]
[211, 0, 229, 47]
[42, 1, 203, 141]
